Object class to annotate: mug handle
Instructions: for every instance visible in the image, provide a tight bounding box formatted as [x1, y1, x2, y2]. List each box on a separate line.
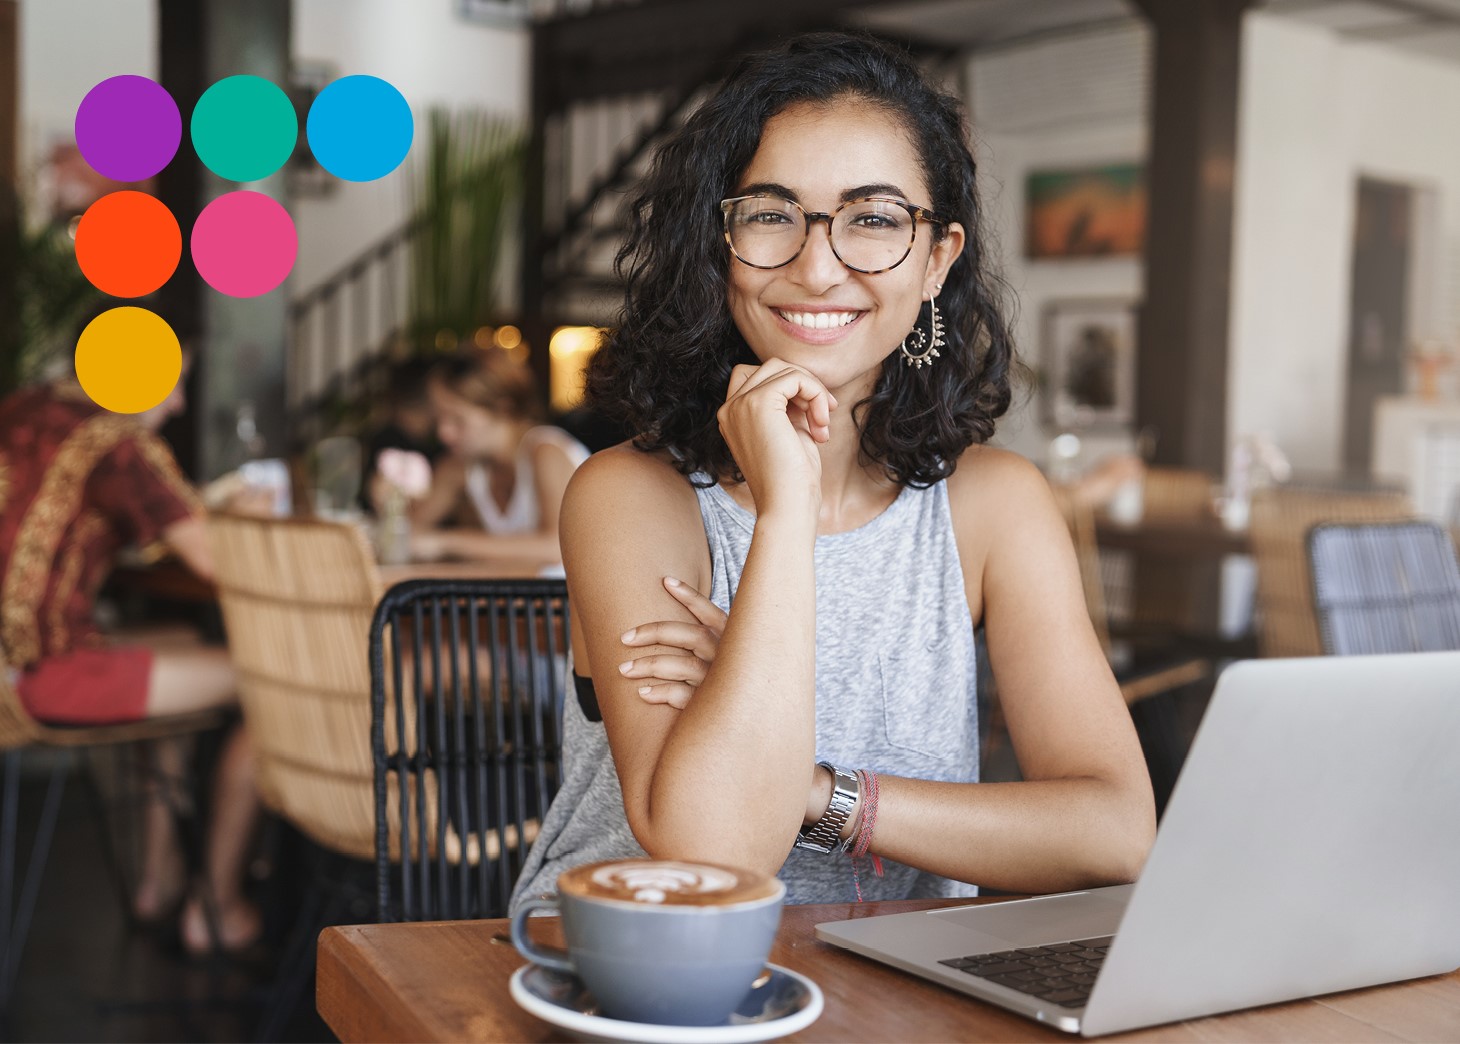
[509, 895, 575, 973]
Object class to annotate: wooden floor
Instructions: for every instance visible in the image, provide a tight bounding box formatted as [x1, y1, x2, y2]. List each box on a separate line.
[4, 754, 334, 1043]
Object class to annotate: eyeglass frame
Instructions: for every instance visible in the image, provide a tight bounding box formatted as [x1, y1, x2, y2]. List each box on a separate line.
[718, 193, 946, 275]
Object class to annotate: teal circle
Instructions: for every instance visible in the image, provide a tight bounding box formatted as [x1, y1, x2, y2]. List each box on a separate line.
[191, 75, 298, 182]
[306, 75, 412, 182]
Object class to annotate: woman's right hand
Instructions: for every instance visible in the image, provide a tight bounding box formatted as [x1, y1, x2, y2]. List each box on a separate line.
[717, 358, 837, 517]
[617, 576, 727, 709]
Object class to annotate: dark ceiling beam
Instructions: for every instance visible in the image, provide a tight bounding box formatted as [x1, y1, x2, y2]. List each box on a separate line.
[1129, 0, 1254, 471]
[536, 0, 945, 109]
[0, 0, 15, 185]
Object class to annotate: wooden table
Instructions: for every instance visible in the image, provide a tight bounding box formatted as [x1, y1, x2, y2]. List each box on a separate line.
[316, 897, 1460, 1042]
[1093, 514, 1251, 558]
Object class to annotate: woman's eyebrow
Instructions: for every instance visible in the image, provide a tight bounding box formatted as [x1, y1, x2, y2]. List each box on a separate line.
[736, 181, 798, 202]
[841, 183, 906, 202]
[734, 181, 912, 205]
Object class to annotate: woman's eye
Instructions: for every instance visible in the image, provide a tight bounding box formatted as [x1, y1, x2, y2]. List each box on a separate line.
[745, 210, 793, 226]
[851, 212, 902, 230]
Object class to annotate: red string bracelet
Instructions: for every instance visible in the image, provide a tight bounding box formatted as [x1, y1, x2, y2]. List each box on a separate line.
[849, 769, 883, 902]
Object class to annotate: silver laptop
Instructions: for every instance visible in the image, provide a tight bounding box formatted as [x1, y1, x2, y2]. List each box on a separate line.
[816, 652, 1460, 1036]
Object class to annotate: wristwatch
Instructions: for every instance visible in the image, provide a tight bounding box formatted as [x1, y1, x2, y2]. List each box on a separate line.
[795, 761, 860, 854]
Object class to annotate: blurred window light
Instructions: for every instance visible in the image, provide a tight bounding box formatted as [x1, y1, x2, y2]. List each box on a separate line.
[549, 326, 604, 413]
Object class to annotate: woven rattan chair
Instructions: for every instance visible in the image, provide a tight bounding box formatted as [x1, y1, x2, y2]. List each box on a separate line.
[1308, 520, 1460, 655]
[370, 579, 568, 922]
[1249, 487, 1413, 658]
[207, 512, 387, 1038]
[207, 512, 384, 861]
[0, 655, 224, 1008]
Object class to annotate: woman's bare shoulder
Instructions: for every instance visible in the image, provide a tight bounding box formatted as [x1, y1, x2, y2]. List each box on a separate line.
[947, 444, 1053, 512]
[565, 441, 698, 506]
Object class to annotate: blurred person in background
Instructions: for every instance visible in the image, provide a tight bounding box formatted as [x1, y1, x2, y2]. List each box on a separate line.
[402, 350, 589, 566]
[0, 353, 262, 956]
[358, 356, 442, 514]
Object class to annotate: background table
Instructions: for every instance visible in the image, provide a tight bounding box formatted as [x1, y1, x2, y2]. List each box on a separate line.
[316, 897, 1460, 1042]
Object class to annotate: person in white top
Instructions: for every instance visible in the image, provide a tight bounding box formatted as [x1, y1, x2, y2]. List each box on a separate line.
[408, 350, 590, 566]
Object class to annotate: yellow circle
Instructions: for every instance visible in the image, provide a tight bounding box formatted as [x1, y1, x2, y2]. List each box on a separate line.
[75, 307, 182, 414]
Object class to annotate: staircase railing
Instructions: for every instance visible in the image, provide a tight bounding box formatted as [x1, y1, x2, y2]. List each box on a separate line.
[287, 217, 418, 449]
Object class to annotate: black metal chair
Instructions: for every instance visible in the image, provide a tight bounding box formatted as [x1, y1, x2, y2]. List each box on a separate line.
[1308, 520, 1460, 655]
[370, 579, 568, 922]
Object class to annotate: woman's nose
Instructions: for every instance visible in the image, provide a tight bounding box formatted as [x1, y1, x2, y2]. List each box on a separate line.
[786, 219, 845, 293]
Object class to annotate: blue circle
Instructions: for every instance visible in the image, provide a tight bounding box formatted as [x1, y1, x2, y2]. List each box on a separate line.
[306, 75, 412, 182]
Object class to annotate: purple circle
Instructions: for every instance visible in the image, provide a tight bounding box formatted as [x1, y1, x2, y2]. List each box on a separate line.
[75, 76, 181, 182]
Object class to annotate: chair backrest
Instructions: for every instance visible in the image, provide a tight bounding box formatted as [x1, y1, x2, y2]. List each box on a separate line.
[370, 578, 569, 922]
[1141, 467, 1216, 522]
[1248, 487, 1412, 658]
[208, 513, 383, 859]
[1308, 520, 1460, 655]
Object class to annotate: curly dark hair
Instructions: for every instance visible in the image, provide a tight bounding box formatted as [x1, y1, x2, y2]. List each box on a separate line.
[585, 31, 1017, 487]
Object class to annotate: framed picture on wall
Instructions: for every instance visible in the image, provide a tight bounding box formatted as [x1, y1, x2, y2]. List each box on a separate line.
[1042, 298, 1138, 430]
[1025, 163, 1145, 259]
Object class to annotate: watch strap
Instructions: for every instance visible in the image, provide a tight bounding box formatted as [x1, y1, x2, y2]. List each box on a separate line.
[795, 761, 860, 854]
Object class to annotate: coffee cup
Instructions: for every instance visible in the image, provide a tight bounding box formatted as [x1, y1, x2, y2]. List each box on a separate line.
[510, 858, 785, 1026]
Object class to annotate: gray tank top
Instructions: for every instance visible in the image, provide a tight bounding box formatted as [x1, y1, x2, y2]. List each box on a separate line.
[509, 475, 981, 909]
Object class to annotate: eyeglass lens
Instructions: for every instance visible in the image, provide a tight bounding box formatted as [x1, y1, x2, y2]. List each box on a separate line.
[726, 197, 916, 272]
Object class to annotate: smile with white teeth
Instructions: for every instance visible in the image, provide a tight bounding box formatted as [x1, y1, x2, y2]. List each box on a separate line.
[775, 309, 861, 330]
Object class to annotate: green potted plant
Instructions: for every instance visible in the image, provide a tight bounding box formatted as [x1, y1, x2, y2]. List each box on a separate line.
[406, 108, 523, 353]
[0, 185, 103, 398]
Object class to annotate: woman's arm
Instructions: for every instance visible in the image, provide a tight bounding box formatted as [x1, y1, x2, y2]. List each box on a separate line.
[622, 448, 1154, 892]
[859, 449, 1155, 892]
[566, 361, 834, 875]
[410, 439, 579, 564]
[408, 455, 467, 529]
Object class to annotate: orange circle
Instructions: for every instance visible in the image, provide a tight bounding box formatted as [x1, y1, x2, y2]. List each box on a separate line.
[75, 190, 182, 298]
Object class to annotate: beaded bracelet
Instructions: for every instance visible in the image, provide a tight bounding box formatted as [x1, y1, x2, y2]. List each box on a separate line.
[848, 768, 883, 901]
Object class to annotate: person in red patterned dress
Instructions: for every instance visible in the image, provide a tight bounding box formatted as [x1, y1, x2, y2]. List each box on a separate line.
[0, 371, 260, 954]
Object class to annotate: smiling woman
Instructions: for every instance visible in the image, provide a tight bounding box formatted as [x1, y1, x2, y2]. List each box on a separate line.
[509, 32, 1155, 910]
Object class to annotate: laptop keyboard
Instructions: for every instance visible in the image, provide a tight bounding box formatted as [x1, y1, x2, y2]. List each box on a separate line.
[938, 935, 1113, 1008]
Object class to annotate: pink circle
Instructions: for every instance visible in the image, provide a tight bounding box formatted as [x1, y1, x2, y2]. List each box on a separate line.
[190, 191, 296, 297]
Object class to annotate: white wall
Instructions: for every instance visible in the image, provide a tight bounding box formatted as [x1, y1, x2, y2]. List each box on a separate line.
[973, 12, 1460, 476]
[967, 24, 1148, 468]
[291, 0, 529, 294]
[18, 0, 156, 205]
[1229, 11, 1460, 472]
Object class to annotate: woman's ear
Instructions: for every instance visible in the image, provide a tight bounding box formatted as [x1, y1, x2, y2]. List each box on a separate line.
[925, 222, 966, 298]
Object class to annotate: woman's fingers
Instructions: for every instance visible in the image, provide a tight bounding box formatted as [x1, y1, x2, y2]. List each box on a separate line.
[622, 620, 719, 662]
[726, 359, 837, 419]
[661, 576, 727, 631]
[617, 652, 709, 685]
[636, 682, 695, 710]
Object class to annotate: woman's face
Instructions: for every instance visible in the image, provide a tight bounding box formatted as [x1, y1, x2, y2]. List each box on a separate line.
[725, 98, 965, 397]
[428, 380, 515, 461]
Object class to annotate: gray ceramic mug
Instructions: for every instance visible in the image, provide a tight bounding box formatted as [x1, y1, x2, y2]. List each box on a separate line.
[511, 858, 786, 1026]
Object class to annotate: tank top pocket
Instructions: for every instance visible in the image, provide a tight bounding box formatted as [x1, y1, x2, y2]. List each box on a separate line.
[876, 648, 971, 764]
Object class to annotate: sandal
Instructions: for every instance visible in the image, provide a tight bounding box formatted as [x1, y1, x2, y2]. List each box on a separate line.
[180, 894, 264, 958]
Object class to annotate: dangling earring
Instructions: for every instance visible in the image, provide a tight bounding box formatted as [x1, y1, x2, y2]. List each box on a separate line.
[899, 287, 945, 369]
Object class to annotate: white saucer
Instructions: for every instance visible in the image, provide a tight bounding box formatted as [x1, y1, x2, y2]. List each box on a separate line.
[508, 961, 824, 1044]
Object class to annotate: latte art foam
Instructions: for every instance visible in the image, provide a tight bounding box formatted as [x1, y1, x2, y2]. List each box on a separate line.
[591, 862, 738, 904]
[559, 859, 783, 907]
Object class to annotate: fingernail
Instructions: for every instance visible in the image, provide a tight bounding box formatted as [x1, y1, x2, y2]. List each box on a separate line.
[618, 661, 632, 674]
[664, 576, 681, 588]
[638, 686, 652, 696]
[621, 628, 636, 642]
